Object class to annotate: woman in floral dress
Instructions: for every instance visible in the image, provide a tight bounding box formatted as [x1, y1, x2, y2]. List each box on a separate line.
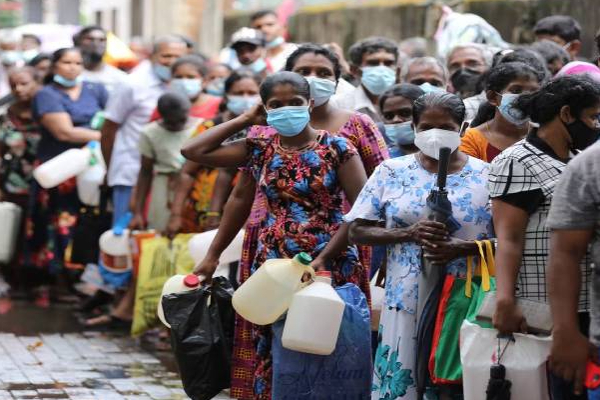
[229, 45, 388, 399]
[346, 92, 493, 399]
[182, 71, 368, 399]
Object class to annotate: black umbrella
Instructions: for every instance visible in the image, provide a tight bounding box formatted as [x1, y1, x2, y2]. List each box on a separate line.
[415, 146, 460, 399]
[486, 335, 513, 400]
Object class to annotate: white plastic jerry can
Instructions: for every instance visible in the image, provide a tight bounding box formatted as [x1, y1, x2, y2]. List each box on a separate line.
[0, 202, 22, 264]
[157, 274, 201, 328]
[99, 212, 133, 273]
[33, 141, 97, 189]
[188, 229, 245, 266]
[76, 141, 106, 206]
[232, 253, 314, 326]
[281, 270, 345, 355]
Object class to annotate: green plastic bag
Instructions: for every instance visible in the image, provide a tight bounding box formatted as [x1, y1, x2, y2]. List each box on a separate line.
[428, 240, 496, 384]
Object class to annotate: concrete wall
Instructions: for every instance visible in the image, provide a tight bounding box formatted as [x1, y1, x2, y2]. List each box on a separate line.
[224, 0, 600, 59]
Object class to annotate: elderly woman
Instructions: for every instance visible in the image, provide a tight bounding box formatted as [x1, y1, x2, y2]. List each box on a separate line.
[346, 92, 493, 399]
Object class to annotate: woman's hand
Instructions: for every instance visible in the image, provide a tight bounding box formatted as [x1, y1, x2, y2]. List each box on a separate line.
[193, 256, 220, 283]
[164, 214, 182, 239]
[203, 214, 221, 231]
[422, 237, 476, 265]
[129, 213, 146, 231]
[406, 220, 449, 246]
[242, 104, 267, 126]
[493, 297, 528, 334]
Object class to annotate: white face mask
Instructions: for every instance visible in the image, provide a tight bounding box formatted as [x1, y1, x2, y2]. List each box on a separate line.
[414, 128, 461, 159]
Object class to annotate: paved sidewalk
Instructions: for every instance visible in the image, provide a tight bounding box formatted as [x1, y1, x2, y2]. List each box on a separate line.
[0, 332, 231, 399]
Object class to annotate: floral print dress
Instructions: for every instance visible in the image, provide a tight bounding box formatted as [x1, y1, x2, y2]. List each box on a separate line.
[231, 112, 389, 399]
[244, 131, 366, 399]
[345, 154, 492, 400]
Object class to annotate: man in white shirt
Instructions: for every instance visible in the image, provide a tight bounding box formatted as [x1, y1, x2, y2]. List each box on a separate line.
[330, 37, 400, 123]
[100, 35, 187, 223]
[74, 26, 127, 96]
[250, 9, 297, 72]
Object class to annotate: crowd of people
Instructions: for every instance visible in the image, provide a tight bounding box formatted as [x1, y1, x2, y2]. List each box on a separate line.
[2, 6, 600, 400]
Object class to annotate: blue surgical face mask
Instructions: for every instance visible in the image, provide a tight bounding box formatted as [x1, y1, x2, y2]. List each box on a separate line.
[498, 92, 529, 127]
[1, 50, 22, 66]
[419, 82, 445, 94]
[171, 78, 202, 99]
[227, 95, 261, 116]
[385, 121, 415, 146]
[205, 78, 225, 96]
[361, 65, 396, 96]
[305, 76, 336, 107]
[21, 49, 38, 63]
[248, 58, 267, 74]
[153, 63, 172, 82]
[266, 106, 310, 137]
[266, 36, 285, 49]
[53, 74, 82, 88]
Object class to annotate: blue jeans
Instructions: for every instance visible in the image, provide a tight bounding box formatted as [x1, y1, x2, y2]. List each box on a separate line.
[112, 185, 132, 226]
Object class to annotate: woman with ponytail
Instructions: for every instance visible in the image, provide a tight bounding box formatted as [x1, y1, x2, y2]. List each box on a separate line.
[460, 61, 541, 162]
[490, 74, 600, 342]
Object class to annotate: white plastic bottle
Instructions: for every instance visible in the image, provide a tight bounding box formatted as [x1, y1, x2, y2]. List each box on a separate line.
[232, 253, 314, 326]
[76, 141, 106, 206]
[33, 142, 95, 189]
[281, 270, 345, 355]
[157, 274, 201, 328]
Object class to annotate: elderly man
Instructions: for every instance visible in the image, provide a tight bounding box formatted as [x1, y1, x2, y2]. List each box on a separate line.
[446, 43, 491, 99]
[250, 9, 297, 72]
[401, 56, 448, 91]
[330, 36, 400, 123]
[100, 35, 187, 223]
[74, 25, 126, 95]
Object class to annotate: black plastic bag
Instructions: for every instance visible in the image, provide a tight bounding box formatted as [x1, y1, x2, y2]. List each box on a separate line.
[68, 188, 112, 264]
[162, 276, 235, 400]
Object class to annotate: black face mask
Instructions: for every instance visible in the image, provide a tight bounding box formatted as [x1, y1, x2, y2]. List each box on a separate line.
[565, 119, 600, 151]
[450, 68, 482, 99]
[81, 48, 105, 65]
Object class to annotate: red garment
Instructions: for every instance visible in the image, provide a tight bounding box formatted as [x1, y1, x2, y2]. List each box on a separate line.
[149, 96, 221, 121]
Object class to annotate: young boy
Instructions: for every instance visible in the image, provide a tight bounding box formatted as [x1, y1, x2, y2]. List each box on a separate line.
[130, 92, 199, 232]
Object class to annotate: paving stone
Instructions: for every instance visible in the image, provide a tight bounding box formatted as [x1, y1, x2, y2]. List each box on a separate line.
[10, 389, 38, 399]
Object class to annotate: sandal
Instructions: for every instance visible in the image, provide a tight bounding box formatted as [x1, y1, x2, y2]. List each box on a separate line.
[82, 314, 132, 332]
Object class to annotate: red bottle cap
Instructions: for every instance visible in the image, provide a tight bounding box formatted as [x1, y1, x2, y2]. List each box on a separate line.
[183, 274, 200, 288]
[315, 271, 332, 278]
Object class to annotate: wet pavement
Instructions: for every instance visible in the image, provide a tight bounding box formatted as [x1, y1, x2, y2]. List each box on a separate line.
[0, 300, 231, 399]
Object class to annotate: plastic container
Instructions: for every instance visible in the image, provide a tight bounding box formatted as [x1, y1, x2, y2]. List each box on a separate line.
[33, 142, 97, 189]
[76, 142, 106, 206]
[233, 253, 314, 326]
[282, 271, 345, 355]
[0, 202, 22, 264]
[188, 229, 245, 265]
[99, 212, 133, 273]
[157, 273, 201, 328]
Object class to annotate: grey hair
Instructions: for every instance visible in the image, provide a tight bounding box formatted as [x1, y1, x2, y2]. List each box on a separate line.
[446, 43, 493, 68]
[152, 35, 186, 54]
[401, 56, 449, 83]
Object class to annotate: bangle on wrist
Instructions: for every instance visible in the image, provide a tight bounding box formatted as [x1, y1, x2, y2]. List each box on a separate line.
[205, 211, 221, 217]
